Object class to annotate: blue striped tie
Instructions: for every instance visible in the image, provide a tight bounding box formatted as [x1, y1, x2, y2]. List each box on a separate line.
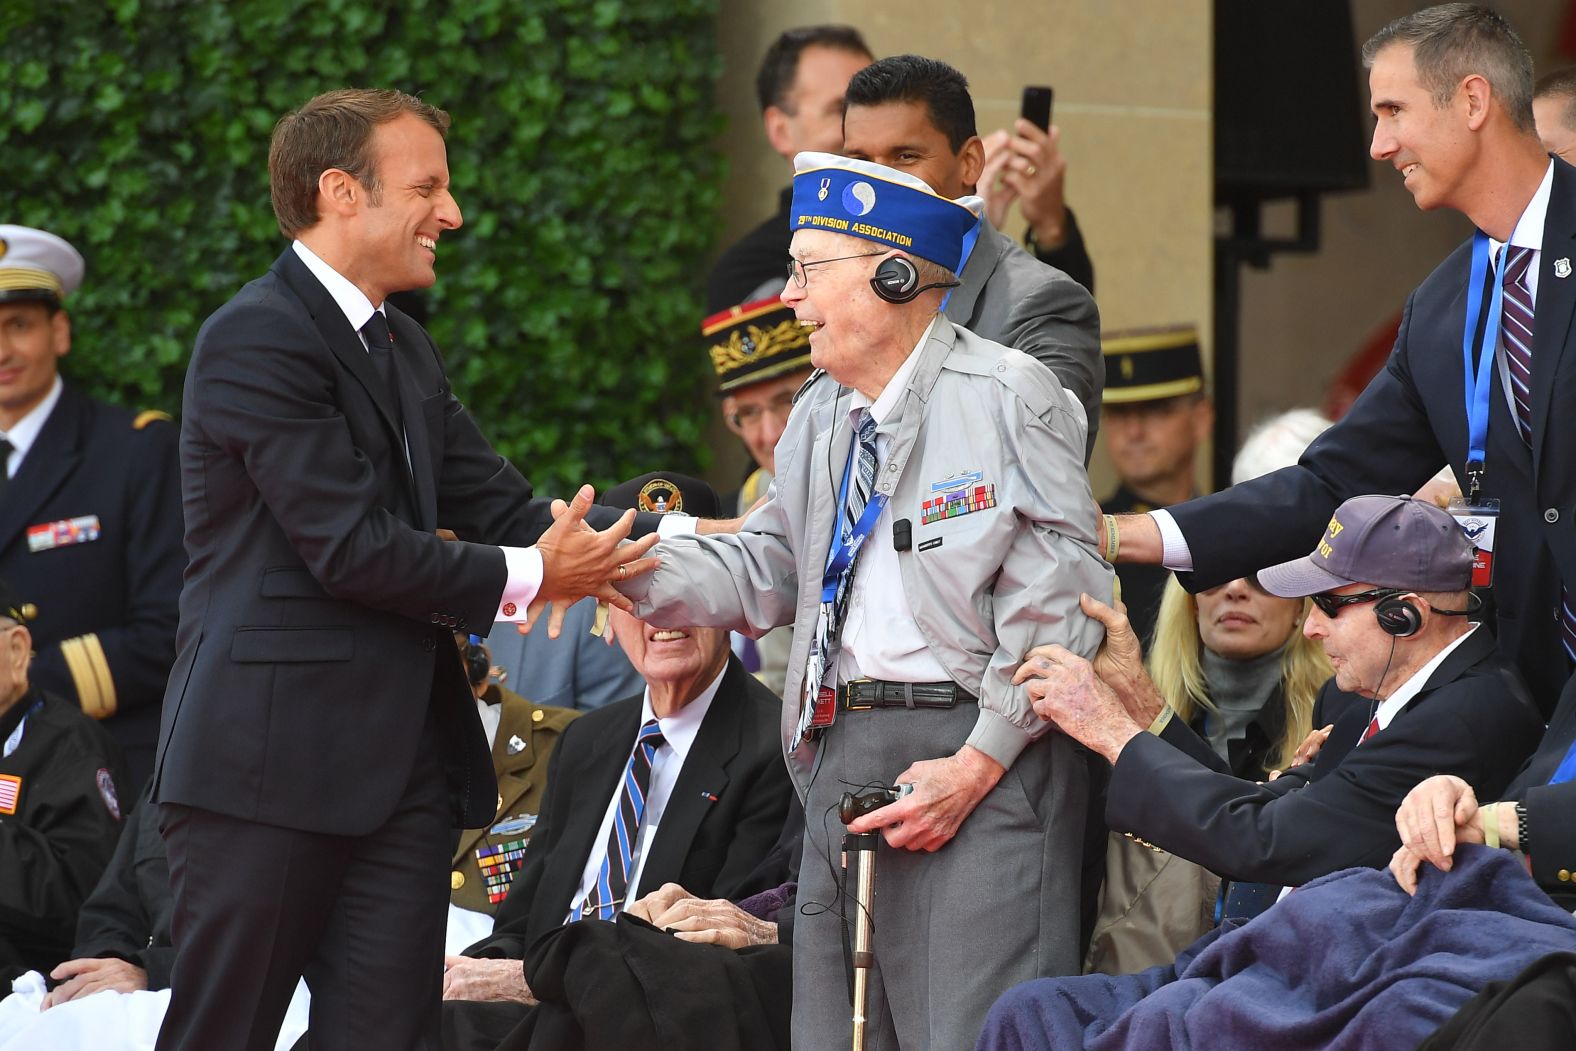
[826, 411, 879, 649]
[1500, 246, 1576, 662]
[572, 719, 665, 921]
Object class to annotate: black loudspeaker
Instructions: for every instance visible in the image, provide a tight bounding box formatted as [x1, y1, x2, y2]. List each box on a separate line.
[1214, 0, 1370, 204]
[1375, 594, 1423, 638]
[871, 257, 920, 303]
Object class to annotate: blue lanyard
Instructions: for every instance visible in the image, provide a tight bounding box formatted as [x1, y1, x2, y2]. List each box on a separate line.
[939, 219, 983, 313]
[1551, 735, 1576, 785]
[1460, 232, 1505, 501]
[820, 424, 889, 602]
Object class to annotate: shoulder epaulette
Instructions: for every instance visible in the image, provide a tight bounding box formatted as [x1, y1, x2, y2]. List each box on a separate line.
[132, 409, 174, 430]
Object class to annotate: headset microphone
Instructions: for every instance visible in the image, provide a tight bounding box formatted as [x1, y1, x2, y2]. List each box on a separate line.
[870, 256, 960, 304]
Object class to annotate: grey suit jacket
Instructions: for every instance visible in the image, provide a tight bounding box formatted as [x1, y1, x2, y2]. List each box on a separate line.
[622, 320, 1112, 788]
[948, 219, 1103, 458]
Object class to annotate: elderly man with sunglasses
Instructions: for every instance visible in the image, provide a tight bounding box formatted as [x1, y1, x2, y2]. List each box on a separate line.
[1019, 494, 1543, 894]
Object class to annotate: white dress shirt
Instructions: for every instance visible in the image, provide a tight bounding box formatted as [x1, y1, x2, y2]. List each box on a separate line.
[565, 665, 724, 920]
[839, 316, 951, 685]
[0, 375, 62, 478]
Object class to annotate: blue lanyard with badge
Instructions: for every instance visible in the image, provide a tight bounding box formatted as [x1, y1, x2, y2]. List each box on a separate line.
[1449, 231, 1504, 587]
[800, 431, 890, 738]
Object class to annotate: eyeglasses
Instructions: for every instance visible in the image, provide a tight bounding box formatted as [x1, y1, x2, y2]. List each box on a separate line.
[727, 390, 796, 430]
[1309, 587, 1403, 618]
[785, 252, 883, 288]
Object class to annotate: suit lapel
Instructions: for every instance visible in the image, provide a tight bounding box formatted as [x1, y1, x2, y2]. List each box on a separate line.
[384, 307, 437, 528]
[547, 699, 641, 910]
[942, 219, 1004, 327]
[1532, 159, 1576, 476]
[273, 251, 406, 444]
[637, 660, 742, 890]
[0, 385, 85, 553]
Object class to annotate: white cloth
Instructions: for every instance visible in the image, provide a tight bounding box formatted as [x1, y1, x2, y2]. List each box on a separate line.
[0, 906, 493, 1051]
[839, 315, 950, 685]
[0, 376, 61, 478]
[565, 666, 724, 920]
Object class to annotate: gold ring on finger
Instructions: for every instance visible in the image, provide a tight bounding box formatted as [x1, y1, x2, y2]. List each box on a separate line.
[616, 563, 627, 581]
[1025, 164, 1038, 177]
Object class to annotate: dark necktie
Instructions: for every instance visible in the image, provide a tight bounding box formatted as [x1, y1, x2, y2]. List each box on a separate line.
[572, 719, 666, 921]
[1361, 716, 1380, 743]
[796, 410, 880, 742]
[1501, 247, 1576, 661]
[359, 311, 400, 409]
[0, 437, 11, 502]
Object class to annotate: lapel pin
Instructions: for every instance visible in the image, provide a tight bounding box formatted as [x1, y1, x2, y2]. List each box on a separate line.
[506, 734, 527, 755]
[1556, 257, 1572, 279]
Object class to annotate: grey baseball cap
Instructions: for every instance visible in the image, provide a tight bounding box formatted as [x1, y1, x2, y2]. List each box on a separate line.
[1256, 494, 1474, 598]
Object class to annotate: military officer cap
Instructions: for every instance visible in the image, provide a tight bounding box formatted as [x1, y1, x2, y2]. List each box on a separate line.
[1102, 325, 1206, 404]
[601, 472, 720, 519]
[0, 577, 37, 626]
[703, 296, 813, 395]
[0, 225, 85, 308]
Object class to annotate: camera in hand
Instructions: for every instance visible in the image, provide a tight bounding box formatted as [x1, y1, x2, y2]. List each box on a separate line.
[838, 783, 914, 825]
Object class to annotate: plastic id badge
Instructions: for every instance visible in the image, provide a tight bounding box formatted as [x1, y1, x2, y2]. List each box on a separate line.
[1447, 497, 1499, 588]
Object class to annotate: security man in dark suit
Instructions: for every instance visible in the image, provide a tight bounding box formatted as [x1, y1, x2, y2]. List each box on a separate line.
[1107, 6, 1576, 709]
[1098, 326, 1212, 644]
[0, 225, 183, 792]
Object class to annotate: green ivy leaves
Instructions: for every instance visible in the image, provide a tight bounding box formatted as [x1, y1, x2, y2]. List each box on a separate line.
[1, 0, 723, 494]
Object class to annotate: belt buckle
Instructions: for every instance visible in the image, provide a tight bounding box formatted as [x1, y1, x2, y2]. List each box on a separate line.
[843, 677, 875, 711]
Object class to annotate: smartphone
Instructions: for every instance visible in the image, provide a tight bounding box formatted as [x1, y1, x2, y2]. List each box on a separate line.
[1020, 85, 1054, 132]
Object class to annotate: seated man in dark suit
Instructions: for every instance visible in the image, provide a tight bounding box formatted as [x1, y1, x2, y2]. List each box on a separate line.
[440, 474, 794, 1007]
[1018, 494, 1543, 889]
[0, 578, 128, 984]
[1392, 667, 1576, 910]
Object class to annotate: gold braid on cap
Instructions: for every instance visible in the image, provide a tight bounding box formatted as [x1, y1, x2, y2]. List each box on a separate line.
[709, 318, 808, 374]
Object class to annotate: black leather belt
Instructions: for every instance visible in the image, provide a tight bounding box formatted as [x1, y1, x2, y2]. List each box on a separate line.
[839, 678, 975, 711]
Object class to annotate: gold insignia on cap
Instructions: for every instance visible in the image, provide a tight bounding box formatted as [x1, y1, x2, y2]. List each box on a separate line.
[451, 871, 465, 890]
[637, 478, 682, 514]
[0, 239, 7, 260]
[1120, 355, 1134, 381]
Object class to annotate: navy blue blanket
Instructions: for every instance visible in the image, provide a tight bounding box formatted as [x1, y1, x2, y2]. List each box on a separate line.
[978, 846, 1576, 1051]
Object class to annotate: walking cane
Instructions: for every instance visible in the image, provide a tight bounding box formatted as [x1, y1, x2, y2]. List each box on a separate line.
[838, 784, 913, 1051]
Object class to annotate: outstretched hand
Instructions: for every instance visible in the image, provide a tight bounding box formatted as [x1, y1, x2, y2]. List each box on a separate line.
[527, 485, 659, 638]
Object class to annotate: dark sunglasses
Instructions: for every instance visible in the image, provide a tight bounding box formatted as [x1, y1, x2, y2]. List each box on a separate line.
[1309, 587, 1403, 618]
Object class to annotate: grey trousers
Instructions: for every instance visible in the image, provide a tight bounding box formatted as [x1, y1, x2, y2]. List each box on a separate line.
[791, 704, 1087, 1051]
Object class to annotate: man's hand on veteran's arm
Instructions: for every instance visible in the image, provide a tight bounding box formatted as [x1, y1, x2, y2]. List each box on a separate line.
[1014, 644, 1144, 766]
[528, 484, 661, 638]
[1268, 723, 1335, 781]
[979, 119, 1069, 248]
[442, 956, 535, 1005]
[1389, 774, 1516, 894]
[627, 883, 778, 949]
[41, 957, 148, 1009]
[846, 746, 1005, 853]
[1025, 593, 1163, 729]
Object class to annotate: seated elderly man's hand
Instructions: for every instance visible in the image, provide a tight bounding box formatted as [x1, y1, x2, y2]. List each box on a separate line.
[1013, 641, 1142, 764]
[628, 882, 779, 948]
[1390, 775, 1486, 896]
[441, 956, 536, 1005]
[41, 957, 148, 1009]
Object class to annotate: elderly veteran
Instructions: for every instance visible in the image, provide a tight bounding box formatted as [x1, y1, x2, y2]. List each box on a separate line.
[616, 152, 1110, 1051]
[0, 577, 129, 983]
[1020, 495, 1543, 893]
[0, 225, 183, 794]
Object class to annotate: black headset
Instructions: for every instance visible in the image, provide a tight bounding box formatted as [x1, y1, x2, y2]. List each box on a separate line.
[869, 256, 960, 304]
[1374, 591, 1482, 638]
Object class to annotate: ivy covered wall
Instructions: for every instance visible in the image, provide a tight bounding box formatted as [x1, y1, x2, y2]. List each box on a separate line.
[0, 0, 723, 491]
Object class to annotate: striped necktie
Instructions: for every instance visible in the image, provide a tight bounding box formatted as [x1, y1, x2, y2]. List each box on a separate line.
[818, 413, 878, 665]
[572, 719, 666, 921]
[1499, 246, 1576, 661]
